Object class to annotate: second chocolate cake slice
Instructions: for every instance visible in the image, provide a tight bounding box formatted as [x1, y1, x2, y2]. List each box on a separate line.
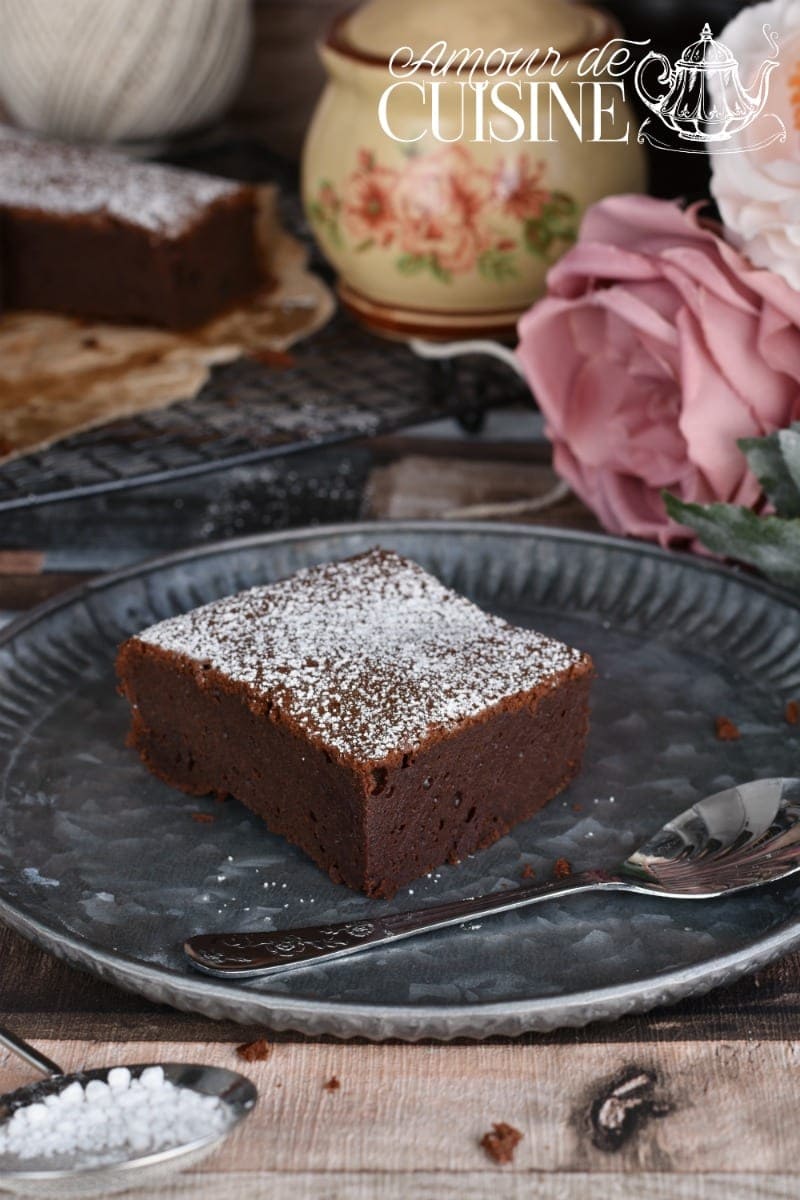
[0, 127, 261, 329]
[117, 549, 593, 897]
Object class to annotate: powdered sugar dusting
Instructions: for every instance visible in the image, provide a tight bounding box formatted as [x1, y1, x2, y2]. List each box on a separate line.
[136, 549, 588, 763]
[0, 126, 245, 236]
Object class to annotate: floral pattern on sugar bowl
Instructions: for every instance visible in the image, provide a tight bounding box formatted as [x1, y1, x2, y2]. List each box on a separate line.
[309, 145, 579, 285]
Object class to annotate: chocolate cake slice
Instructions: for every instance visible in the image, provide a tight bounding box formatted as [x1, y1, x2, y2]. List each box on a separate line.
[0, 127, 260, 329]
[116, 549, 593, 897]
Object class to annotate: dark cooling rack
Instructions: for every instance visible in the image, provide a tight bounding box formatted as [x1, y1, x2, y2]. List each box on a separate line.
[0, 138, 528, 514]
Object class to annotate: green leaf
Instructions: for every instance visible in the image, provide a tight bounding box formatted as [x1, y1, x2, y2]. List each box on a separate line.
[781, 425, 800, 490]
[478, 250, 518, 281]
[396, 252, 452, 282]
[427, 256, 452, 284]
[663, 494, 800, 589]
[550, 192, 578, 215]
[308, 201, 342, 247]
[739, 423, 800, 518]
[396, 254, 425, 275]
[524, 196, 579, 259]
[524, 218, 552, 257]
[545, 193, 578, 234]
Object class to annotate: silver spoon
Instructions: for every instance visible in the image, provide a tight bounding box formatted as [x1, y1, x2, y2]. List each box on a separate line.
[185, 777, 800, 979]
[0, 1027, 256, 1197]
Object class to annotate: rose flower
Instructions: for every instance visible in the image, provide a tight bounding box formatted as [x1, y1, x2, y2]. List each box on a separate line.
[710, 0, 800, 291]
[516, 194, 800, 544]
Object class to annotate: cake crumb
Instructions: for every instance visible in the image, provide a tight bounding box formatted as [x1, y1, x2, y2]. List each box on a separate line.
[521, 864, 536, 880]
[554, 857, 572, 879]
[236, 1038, 271, 1062]
[715, 716, 740, 741]
[251, 348, 297, 370]
[480, 1122, 523, 1165]
[323, 1076, 340, 1092]
[572, 803, 583, 813]
[786, 700, 799, 726]
[191, 812, 216, 824]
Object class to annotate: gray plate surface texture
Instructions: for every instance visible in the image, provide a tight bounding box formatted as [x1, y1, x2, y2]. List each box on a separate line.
[1, 522, 799, 1040]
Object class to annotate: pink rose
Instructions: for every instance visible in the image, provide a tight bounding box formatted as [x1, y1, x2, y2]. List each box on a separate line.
[394, 146, 492, 275]
[517, 194, 800, 545]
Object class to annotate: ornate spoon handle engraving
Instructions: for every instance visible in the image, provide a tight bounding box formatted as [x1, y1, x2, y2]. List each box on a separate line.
[185, 919, 393, 975]
[184, 870, 621, 978]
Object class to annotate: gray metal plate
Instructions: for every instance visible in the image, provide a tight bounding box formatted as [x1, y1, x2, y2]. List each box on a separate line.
[1, 522, 799, 1039]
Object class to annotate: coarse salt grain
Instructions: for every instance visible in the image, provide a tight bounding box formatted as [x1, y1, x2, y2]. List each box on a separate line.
[0, 1066, 232, 1167]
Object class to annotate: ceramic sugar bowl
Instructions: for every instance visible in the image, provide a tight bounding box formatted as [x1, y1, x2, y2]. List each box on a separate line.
[302, 0, 646, 339]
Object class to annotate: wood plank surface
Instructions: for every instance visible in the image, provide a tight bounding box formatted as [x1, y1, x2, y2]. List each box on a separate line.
[365, 456, 593, 526]
[1, 1037, 799, 1193]
[98, 1173, 800, 1199]
[0, 571, 90, 611]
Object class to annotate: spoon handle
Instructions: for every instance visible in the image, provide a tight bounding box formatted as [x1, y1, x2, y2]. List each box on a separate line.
[184, 868, 623, 978]
[0, 1024, 62, 1077]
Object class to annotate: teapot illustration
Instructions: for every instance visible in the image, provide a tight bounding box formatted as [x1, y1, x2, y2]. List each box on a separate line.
[635, 22, 779, 143]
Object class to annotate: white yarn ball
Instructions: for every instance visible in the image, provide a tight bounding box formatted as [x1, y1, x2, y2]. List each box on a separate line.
[0, 0, 253, 143]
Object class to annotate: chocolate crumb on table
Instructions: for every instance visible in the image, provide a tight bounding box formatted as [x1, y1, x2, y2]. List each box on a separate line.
[191, 812, 216, 824]
[715, 716, 740, 742]
[521, 863, 536, 881]
[786, 700, 799, 726]
[323, 1076, 340, 1092]
[236, 1039, 271, 1062]
[554, 857, 572, 879]
[480, 1122, 523, 1165]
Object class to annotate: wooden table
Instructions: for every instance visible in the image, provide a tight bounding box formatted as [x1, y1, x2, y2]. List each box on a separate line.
[0, 443, 797, 1198]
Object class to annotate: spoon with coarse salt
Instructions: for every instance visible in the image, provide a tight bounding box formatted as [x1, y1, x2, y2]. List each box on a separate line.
[0, 1025, 256, 1197]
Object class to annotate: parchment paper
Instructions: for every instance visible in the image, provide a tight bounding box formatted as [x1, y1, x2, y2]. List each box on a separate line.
[0, 187, 335, 464]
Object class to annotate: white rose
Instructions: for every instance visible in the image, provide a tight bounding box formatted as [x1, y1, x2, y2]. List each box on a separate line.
[710, 0, 800, 290]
